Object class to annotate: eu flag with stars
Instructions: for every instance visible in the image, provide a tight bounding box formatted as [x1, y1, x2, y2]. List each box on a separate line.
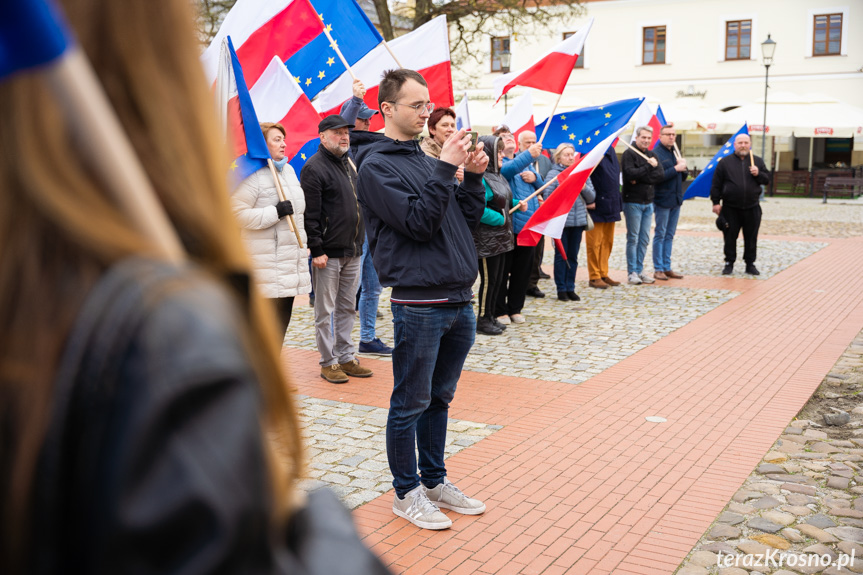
[683, 123, 749, 200]
[286, 0, 383, 101]
[535, 98, 644, 154]
[288, 138, 320, 176]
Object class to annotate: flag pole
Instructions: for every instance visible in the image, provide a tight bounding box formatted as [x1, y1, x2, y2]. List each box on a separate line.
[321, 25, 358, 81]
[381, 39, 404, 68]
[267, 159, 305, 249]
[537, 91, 563, 147]
[46, 47, 185, 263]
[509, 174, 559, 214]
[618, 138, 651, 162]
[673, 142, 683, 161]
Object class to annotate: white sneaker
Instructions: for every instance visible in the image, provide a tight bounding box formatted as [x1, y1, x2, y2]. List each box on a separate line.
[510, 313, 525, 324]
[628, 272, 642, 285]
[496, 315, 511, 325]
[639, 273, 655, 284]
[424, 478, 486, 515]
[393, 485, 452, 530]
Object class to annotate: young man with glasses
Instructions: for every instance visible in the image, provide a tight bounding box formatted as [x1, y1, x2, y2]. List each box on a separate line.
[357, 69, 489, 530]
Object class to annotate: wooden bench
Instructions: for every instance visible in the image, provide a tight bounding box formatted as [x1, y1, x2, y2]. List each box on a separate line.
[823, 176, 863, 199]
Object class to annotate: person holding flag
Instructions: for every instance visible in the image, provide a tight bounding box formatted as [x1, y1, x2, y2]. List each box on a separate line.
[652, 124, 689, 280]
[710, 133, 770, 275]
[231, 122, 311, 339]
[543, 143, 596, 301]
[586, 145, 624, 289]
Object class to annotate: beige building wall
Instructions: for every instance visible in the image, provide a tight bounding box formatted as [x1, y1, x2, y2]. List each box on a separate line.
[455, 0, 862, 150]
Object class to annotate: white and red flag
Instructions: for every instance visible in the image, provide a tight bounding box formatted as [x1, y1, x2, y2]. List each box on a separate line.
[517, 128, 624, 247]
[501, 91, 536, 141]
[201, 0, 323, 88]
[629, 102, 666, 148]
[493, 17, 594, 103]
[314, 15, 453, 132]
[250, 57, 322, 161]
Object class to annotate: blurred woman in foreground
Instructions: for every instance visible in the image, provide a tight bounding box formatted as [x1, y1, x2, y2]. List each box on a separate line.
[0, 0, 384, 573]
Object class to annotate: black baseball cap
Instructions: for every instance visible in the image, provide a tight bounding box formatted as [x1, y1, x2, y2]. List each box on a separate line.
[318, 115, 355, 132]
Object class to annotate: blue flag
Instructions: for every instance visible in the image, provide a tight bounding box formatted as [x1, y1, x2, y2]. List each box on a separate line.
[288, 138, 320, 177]
[535, 98, 644, 155]
[0, 0, 71, 79]
[683, 124, 749, 200]
[225, 37, 271, 184]
[286, 0, 383, 101]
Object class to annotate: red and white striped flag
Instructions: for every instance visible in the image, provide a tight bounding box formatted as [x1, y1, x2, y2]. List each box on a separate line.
[518, 128, 623, 247]
[249, 56, 322, 161]
[493, 18, 594, 103]
[201, 0, 323, 87]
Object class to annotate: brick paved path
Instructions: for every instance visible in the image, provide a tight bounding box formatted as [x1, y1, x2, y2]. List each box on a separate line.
[283, 227, 863, 574]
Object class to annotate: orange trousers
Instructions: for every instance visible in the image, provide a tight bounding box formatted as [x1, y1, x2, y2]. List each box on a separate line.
[585, 221, 615, 280]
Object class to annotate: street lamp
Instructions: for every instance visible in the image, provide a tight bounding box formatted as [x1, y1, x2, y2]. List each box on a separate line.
[500, 48, 511, 113]
[760, 34, 776, 166]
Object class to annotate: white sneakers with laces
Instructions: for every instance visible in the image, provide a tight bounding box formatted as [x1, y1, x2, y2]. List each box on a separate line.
[392, 478, 486, 530]
[424, 478, 486, 515]
[628, 272, 642, 285]
[392, 485, 452, 530]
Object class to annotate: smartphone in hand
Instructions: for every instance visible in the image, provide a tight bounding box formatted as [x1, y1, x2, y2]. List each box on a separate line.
[467, 131, 478, 152]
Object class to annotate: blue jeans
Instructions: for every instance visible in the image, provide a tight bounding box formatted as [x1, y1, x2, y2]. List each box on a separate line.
[388, 303, 475, 498]
[653, 205, 680, 272]
[623, 202, 654, 274]
[358, 236, 382, 342]
[553, 226, 584, 292]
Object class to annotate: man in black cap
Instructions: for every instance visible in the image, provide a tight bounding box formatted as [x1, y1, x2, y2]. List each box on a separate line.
[301, 114, 373, 383]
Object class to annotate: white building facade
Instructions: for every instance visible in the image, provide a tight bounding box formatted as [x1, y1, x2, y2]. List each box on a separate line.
[453, 0, 863, 168]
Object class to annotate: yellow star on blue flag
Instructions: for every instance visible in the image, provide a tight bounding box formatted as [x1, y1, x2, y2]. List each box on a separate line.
[534, 98, 644, 155]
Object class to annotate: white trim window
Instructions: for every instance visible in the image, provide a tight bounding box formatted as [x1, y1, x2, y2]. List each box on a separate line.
[807, 7, 849, 57]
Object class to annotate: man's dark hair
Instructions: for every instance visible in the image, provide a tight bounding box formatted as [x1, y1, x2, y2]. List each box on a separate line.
[493, 125, 511, 137]
[660, 123, 675, 134]
[428, 107, 456, 135]
[378, 68, 428, 109]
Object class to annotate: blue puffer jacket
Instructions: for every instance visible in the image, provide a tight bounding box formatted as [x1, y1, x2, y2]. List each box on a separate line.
[588, 146, 622, 223]
[543, 163, 597, 227]
[357, 137, 485, 305]
[502, 150, 544, 233]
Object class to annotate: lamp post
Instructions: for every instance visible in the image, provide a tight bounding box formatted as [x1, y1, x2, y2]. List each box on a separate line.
[500, 48, 511, 113]
[760, 34, 776, 167]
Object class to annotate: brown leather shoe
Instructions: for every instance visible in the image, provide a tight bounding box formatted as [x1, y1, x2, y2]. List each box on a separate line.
[321, 364, 349, 384]
[653, 271, 668, 281]
[665, 270, 684, 279]
[589, 279, 608, 289]
[601, 276, 620, 286]
[339, 359, 373, 378]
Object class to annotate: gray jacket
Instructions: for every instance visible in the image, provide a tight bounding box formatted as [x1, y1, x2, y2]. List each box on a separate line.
[543, 163, 597, 228]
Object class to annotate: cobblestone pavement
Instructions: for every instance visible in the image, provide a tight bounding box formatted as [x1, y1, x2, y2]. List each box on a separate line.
[297, 396, 501, 509]
[675, 329, 863, 575]
[679, 198, 863, 238]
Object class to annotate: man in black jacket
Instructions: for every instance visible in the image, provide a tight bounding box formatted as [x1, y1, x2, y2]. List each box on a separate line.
[301, 115, 373, 384]
[652, 124, 689, 280]
[358, 68, 488, 531]
[710, 133, 770, 275]
[621, 127, 664, 285]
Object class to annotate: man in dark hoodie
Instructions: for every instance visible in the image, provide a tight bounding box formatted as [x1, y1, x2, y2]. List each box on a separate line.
[357, 68, 488, 531]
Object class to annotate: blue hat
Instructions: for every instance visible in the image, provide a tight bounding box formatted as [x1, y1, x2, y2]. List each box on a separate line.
[340, 99, 379, 120]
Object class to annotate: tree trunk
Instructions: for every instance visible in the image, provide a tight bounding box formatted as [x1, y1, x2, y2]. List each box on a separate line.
[413, 0, 433, 27]
[372, 0, 395, 40]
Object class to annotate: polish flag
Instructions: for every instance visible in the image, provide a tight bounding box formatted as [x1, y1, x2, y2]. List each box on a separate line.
[518, 128, 624, 247]
[493, 17, 594, 103]
[501, 91, 536, 141]
[629, 102, 664, 149]
[314, 15, 453, 132]
[201, 0, 323, 88]
[250, 57, 322, 160]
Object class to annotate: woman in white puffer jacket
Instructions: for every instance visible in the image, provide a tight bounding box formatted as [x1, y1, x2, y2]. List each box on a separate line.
[232, 122, 311, 341]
